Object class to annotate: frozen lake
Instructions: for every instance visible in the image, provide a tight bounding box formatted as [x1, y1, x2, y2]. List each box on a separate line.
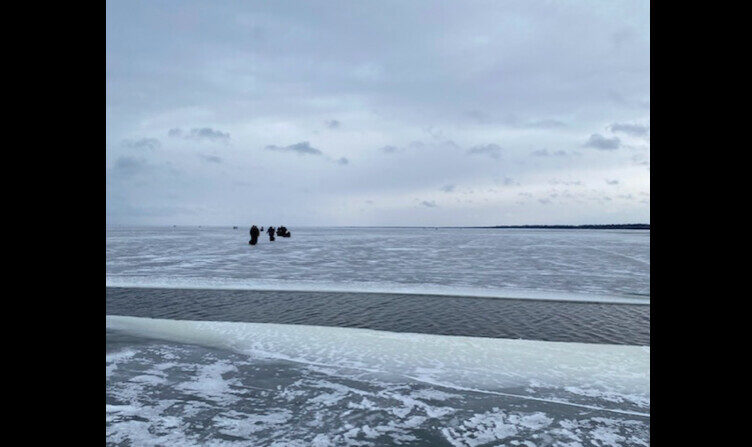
[106, 226, 650, 304]
[106, 226, 650, 446]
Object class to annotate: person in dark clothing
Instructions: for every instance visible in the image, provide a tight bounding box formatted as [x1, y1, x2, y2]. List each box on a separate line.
[267, 226, 275, 241]
[249, 225, 260, 245]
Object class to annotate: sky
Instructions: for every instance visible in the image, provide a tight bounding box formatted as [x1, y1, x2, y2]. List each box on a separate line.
[106, 0, 649, 226]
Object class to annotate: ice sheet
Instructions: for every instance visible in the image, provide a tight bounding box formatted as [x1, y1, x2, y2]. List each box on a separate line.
[106, 227, 650, 303]
[106, 315, 649, 399]
[106, 319, 650, 446]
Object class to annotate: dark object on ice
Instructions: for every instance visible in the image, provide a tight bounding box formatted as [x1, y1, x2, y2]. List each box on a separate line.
[260, 227, 264, 232]
[233, 226, 238, 229]
[249, 225, 260, 245]
[267, 226, 276, 241]
[276, 226, 291, 238]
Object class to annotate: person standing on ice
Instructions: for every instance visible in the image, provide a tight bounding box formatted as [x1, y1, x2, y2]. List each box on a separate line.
[267, 226, 275, 241]
[249, 225, 260, 245]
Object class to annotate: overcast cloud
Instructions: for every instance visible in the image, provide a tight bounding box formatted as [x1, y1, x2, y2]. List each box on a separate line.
[106, 0, 649, 226]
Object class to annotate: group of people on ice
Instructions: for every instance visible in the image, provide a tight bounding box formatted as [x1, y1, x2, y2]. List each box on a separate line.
[249, 225, 291, 245]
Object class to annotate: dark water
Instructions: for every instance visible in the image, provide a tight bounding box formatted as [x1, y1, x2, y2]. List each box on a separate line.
[106, 287, 649, 346]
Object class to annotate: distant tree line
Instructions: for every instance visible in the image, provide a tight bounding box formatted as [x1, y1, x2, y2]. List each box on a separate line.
[482, 224, 650, 230]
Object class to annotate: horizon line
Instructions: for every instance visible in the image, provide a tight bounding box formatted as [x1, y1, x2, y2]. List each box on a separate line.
[106, 223, 650, 228]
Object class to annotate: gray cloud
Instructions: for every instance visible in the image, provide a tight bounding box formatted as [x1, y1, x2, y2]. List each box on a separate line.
[106, 1, 649, 225]
[532, 149, 568, 157]
[112, 156, 147, 176]
[337, 157, 349, 165]
[122, 138, 161, 150]
[524, 119, 566, 129]
[440, 184, 455, 192]
[612, 28, 636, 50]
[465, 110, 493, 124]
[169, 127, 230, 142]
[584, 134, 621, 150]
[190, 128, 230, 142]
[467, 144, 502, 159]
[631, 155, 650, 167]
[609, 123, 649, 137]
[379, 145, 399, 154]
[550, 179, 582, 186]
[200, 154, 223, 163]
[606, 179, 619, 185]
[265, 141, 323, 155]
[108, 202, 200, 218]
[420, 200, 437, 208]
[468, 113, 566, 129]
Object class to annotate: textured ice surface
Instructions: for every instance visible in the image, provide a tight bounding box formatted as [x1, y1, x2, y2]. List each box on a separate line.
[106, 318, 650, 446]
[107, 316, 649, 401]
[106, 227, 650, 303]
[106, 226, 650, 445]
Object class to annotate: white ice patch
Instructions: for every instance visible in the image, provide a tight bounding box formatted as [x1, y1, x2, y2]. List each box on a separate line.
[441, 409, 564, 447]
[129, 373, 167, 385]
[213, 409, 293, 438]
[442, 409, 546, 447]
[106, 315, 650, 399]
[106, 338, 649, 446]
[105, 348, 137, 378]
[410, 388, 462, 401]
[175, 361, 239, 402]
[564, 386, 651, 408]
